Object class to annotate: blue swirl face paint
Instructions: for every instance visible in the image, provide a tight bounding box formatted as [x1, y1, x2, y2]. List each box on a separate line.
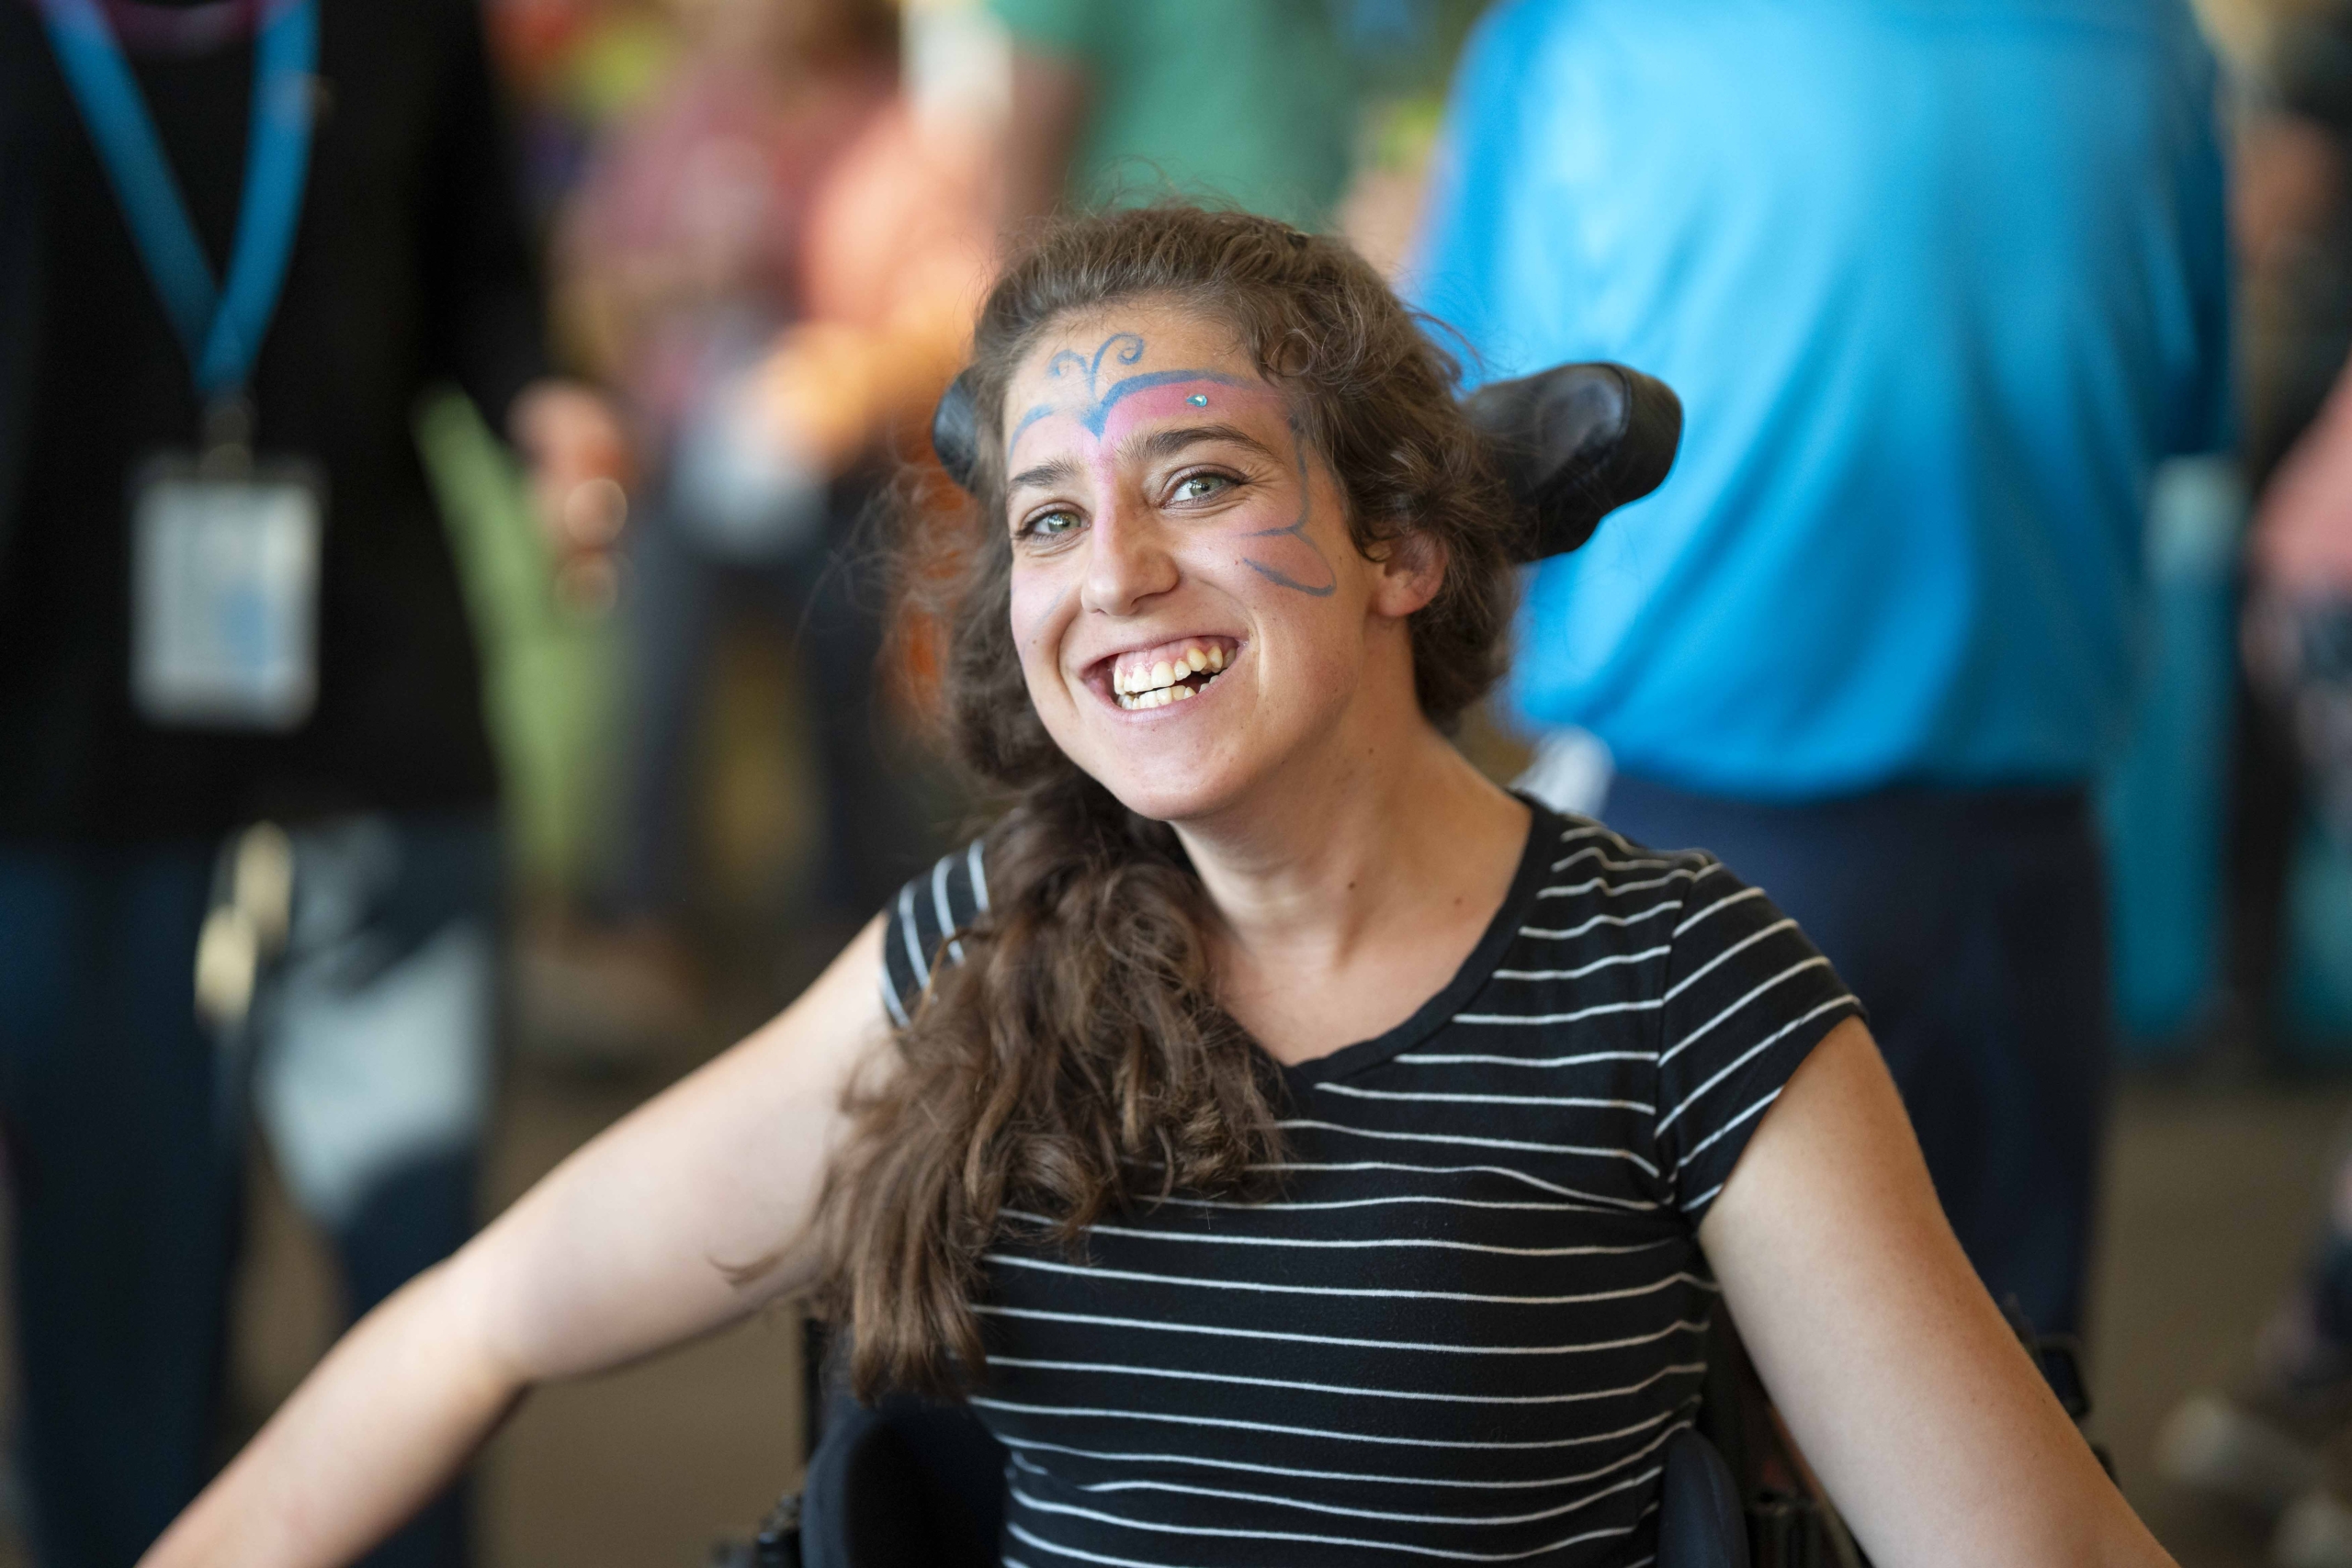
[1240, 424, 1339, 597]
[1008, 333, 1249, 451]
[1006, 331, 1337, 598]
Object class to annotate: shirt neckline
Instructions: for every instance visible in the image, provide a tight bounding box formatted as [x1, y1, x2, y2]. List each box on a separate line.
[1272, 795, 1559, 1088]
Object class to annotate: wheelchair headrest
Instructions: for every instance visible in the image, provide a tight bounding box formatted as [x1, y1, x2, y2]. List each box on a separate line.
[927, 359, 1681, 563]
[1460, 362, 1681, 559]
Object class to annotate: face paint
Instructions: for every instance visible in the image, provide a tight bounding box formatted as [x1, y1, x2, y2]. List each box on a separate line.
[1008, 333, 1249, 455]
[1000, 301, 1407, 828]
[1006, 330, 1337, 596]
[1239, 427, 1339, 597]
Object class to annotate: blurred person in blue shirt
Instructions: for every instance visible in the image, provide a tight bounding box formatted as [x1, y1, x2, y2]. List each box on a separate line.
[1413, 0, 2232, 1337]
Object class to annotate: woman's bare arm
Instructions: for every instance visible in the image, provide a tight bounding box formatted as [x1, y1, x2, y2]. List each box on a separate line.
[1700, 1018, 2172, 1568]
[141, 918, 894, 1568]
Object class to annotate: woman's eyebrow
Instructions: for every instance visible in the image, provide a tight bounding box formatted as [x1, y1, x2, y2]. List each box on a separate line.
[1007, 457, 1082, 492]
[1122, 423, 1279, 466]
[1006, 423, 1277, 493]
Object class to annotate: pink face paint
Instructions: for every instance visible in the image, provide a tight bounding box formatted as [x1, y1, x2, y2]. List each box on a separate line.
[1005, 331, 1338, 597]
[1007, 333, 1248, 453]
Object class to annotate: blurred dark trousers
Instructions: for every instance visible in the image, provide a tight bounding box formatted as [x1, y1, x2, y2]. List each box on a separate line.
[616, 495, 933, 930]
[0, 842, 229, 1568]
[0, 816, 495, 1568]
[1601, 777, 2112, 1337]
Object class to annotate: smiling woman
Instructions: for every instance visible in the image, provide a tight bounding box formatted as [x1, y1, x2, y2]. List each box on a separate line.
[141, 208, 2177, 1568]
[829, 214, 1530, 1405]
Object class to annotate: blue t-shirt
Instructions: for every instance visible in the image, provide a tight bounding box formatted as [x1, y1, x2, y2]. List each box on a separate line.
[1410, 0, 2232, 797]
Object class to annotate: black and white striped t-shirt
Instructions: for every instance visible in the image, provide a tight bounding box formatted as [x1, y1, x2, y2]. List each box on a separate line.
[879, 804, 1860, 1568]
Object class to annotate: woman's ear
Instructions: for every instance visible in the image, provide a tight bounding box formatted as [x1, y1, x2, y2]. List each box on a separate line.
[1370, 531, 1448, 619]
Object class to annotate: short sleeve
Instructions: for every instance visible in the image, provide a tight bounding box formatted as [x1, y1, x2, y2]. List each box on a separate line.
[1650, 859, 1861, 1221]
[987, 0, 1093, 59]
[877, 838, 993, 1028]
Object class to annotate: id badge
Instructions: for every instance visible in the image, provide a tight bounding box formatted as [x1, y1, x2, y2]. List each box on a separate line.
[130, 453, 323, 731]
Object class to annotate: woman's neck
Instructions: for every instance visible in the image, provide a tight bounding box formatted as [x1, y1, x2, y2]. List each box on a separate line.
[1172, 693, 1532, 1063]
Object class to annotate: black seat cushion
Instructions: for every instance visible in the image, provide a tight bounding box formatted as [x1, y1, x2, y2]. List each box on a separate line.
[801, 1395, 1007, 1568]
[1657, 1427, 1751, 1568]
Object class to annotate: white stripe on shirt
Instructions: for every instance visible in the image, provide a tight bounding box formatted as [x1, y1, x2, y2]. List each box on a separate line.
[896, 882, 930, 987]
[1276, 1119, 1661, 1178]
[973, 1303, 1712, 1356]
[1491, 944, 1672, 981]
[974, 1358, 1707, 1421]
[989, 1403, 1696, 1487]
[987, 1251, 1716, 1306]
[1656, 957, 1831, 1067]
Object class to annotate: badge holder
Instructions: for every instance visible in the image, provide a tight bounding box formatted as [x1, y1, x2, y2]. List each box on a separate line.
[37, 0, 326, 731]
[130, 395, 325, 731]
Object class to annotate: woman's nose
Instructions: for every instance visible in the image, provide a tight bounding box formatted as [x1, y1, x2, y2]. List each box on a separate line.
[1078, 496, 1179, 616]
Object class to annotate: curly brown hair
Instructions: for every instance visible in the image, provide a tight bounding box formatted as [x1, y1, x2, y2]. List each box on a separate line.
[813, 205, 1527, 1399]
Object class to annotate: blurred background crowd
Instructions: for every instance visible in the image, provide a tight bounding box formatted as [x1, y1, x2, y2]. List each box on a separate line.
[6, 0, 2352, 1563]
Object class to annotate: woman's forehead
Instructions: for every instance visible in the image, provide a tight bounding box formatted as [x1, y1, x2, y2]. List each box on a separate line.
[1013, 302, 1254, 385]
[1002, 310, 1282, 465]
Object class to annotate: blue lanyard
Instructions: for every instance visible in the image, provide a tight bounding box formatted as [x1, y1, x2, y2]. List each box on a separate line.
[39, 0, 318, 402]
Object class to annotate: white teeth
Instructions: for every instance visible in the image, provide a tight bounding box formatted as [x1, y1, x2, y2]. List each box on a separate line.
[1114, 675, 1212, 710]
[1116, 678, 1210, 710]
[1109, 641, 1237, 708]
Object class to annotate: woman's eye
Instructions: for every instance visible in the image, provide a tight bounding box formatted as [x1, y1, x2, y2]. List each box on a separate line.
[1021, 507, 1082, 540]
[1172, 472, 1235, 503]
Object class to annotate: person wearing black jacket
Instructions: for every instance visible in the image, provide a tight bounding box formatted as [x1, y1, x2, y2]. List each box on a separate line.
[0, 2, 621, 1563]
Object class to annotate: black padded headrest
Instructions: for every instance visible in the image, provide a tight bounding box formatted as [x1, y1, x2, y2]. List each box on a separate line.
[930, 366, 984, 502]
[1461, 362, 1681, 560]
[928, 359, 1680, 562]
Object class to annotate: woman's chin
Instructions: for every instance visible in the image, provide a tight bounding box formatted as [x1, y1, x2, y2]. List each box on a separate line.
[1096, 774, 1236, 827]
[1084, 754, 1262, 828]
[1056, 694, 1345, 830]
[1043, 684, 1311, 827]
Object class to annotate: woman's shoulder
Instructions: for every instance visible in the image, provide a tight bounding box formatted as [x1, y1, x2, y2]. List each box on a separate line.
[1521, 809, 1727, 942]
[1503, 808, 1865, 1216]
[1532, 808, 1852, 1020]
[877, 838, 994, 1027]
